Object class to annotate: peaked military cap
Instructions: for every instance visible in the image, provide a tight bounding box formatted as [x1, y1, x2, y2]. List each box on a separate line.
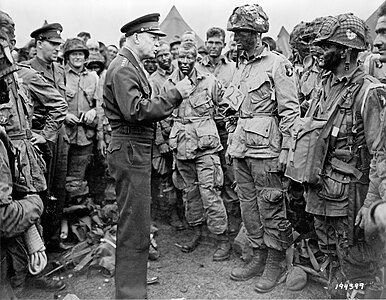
[30, 23, 64, 43]
[120, 13, 166, 37]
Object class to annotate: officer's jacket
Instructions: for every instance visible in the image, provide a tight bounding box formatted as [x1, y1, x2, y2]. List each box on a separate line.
[227, 47, 299, 159]
[305, 66, 384, 217]
[26, 56, 67, 138]
[0, 139, 43, 238]
[103, 46, 183, 131]
[17, 64, 67, 143]
[65, 65, 98, 146]
[0, 72, 46, 193]
[26, 56, 66, 98]
[166, 68, 223, 160]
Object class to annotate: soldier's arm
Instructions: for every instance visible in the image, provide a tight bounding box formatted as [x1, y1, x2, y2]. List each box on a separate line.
[29, 72, 68, 143]
[112, 65, 183, 123]
[273, 59, 300, 149]
[0, 140, 43, 238]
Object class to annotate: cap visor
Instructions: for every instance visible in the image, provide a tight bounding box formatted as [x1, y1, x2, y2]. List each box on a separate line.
[148, 29, 167, 37]
[47, 37, 64, 44]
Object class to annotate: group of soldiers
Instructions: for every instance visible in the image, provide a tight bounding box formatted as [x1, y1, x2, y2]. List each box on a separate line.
[2, 2, 386, 300]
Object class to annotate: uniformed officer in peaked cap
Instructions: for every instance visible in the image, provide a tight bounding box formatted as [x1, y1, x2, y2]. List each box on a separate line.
[30, 23, 64, 44]
[103, 13, 192, 299]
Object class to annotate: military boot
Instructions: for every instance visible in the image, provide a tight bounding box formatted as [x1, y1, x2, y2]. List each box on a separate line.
[254, 248, 285, 293]
[230, 248, 268, 281]
[181, 225, 202, 253]
[213, 231, 231, 261]
[169, 206, 185, 231]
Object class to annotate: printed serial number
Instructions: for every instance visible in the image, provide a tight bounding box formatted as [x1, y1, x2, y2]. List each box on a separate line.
[335, 282, 365, 290]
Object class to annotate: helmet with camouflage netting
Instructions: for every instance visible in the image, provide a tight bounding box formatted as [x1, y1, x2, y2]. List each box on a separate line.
[313, 13, 369, 50]
[227, 4, 269, 33]
[63, 38, 89, 58]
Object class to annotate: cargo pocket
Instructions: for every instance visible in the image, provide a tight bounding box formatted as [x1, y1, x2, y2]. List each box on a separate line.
[107, 140, 122, 155]
[244, 118, 270, 149]
[190, 90, 213, 116]
[196, 122, 220, 150]
[248, 73, 272, 103]
[261, 189, 284, 203]
[318, 165, 350, 201]
[0, 103, 12, 126]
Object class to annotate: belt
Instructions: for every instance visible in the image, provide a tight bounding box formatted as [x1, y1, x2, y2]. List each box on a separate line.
[174, 116, 211, 124]
[239, 112, 275, 118]
[112, 125, 154, 138]
[7, 129, 32, 140]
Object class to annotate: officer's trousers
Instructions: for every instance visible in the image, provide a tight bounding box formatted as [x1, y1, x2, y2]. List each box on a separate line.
[234, 157, 286, 251]
[107, 132, 152, 299]
[176, 154, 228, 235]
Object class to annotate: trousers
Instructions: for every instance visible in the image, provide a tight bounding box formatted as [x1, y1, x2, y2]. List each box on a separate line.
[107, 132, 153, 299]
[234, 157, 287, 250]
[176, 154, 228, 234]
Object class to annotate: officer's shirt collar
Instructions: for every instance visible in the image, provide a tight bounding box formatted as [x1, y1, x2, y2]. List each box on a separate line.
[36, 56, 54, 70]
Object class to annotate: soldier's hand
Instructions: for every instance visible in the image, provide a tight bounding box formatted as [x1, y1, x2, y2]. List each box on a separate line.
[175, 76, 193, 98]
[31, 132, 46, 145]
[355, 205, 369, 229]
[84, 109, 97, 125]
[98, 140, 107, 157]
[65, 113, 80, 125]
[159, 143, 170, 154]
[278, 149, 289, 172]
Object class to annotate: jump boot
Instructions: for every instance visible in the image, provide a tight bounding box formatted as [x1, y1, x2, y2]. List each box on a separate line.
[254, 248, 285, 293]
[169, 206, 185, 231]
[213, 231, 231, 261]
[230, 248, 268, 281]
[181, 225, 202, 253]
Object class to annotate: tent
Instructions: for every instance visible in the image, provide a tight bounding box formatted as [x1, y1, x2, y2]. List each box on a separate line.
[276, 26, 291, 58]
[160, 6, 204, 47]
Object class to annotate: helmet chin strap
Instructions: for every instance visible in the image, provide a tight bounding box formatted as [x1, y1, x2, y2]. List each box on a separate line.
[344, 48, 352, 71]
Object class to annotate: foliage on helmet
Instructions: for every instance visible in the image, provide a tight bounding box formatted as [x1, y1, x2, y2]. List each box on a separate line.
[227, 4, 269, 33]
[63, 38, 89, 58]
[290, 17, 324, 49]
[314, 13, 369, 50]
[0, 11, 15, 41]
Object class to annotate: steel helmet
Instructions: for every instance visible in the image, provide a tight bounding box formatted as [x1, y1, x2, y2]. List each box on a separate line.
[63, 38, 89, 58]
[227, 4, 269, 33]
[313, 13, 369, 50]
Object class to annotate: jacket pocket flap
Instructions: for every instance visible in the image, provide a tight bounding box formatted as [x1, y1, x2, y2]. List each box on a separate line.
[190, 91, 210, 108]
[244, 117, 271, 138]
[248, 73, 270, 92]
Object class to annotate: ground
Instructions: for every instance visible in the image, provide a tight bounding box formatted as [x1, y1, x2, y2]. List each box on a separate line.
[17, 220, 328, 300]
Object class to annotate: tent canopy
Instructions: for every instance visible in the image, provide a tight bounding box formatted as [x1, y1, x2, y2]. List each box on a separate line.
[276, 26, 291, 58]
[160, 6, 204, 47]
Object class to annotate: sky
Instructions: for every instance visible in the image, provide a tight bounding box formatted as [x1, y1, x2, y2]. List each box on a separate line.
[2, 0, 384, 49]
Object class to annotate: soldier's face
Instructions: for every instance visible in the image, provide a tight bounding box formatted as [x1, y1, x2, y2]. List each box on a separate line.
[107, 46, 118, 61]
[318, 43, 343, 72]
[143, 58, 158, 74]
[68, 51, 86, 69]
[38, 40, 61, 63]
[170, 44, 180, 59]
[373, 16, 386, 63]
[233, 30, 258, 52]
[156, 46, 172, 71]
[178, 47, 196, 76]
[138, 32, 160, 60]
[206, 36, 224, 58]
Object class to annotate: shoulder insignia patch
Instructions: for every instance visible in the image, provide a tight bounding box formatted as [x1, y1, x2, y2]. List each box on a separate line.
[121, 58, 128, 67]
[285, 64, 294, 77]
